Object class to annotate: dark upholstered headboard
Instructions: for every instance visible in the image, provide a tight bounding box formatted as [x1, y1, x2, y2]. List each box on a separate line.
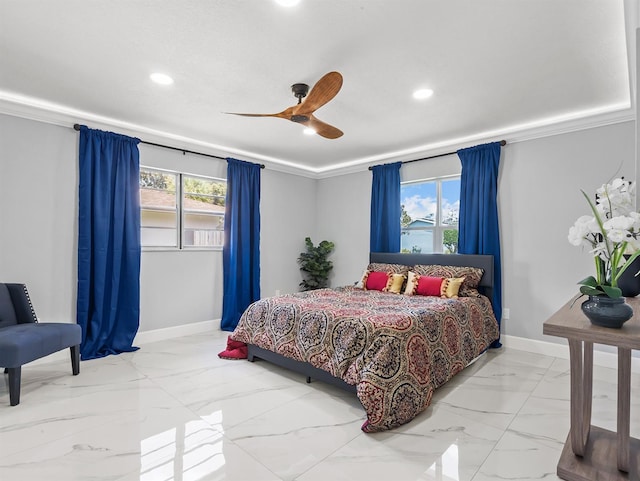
[369, 252, 494, 300]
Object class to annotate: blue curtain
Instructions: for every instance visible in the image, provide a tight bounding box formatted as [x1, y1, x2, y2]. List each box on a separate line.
[221, 158, 261, 331]
[457, 141, 502, 347]
[76, 126, 141, 360]
[370, 162, 402, 253]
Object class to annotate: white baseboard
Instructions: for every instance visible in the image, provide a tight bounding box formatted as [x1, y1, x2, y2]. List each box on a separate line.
[134, 319, 220, 345]
[23, 319, 221, 367]
[502, 334, 640, 371]
[501, 334, 571, 360]
[23, 325, 638, 372]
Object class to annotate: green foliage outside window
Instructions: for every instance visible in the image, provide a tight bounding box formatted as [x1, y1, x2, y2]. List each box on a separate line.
[443, 229, 458, 254]
[183, 177, 226, 206]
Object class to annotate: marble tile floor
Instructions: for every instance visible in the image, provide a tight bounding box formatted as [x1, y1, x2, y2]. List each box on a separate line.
[0, 329, 638, 481]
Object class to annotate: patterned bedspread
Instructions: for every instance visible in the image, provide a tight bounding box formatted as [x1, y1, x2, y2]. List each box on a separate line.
[230, 286, 499, 432]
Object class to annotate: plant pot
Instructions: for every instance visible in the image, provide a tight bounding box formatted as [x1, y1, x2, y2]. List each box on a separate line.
[617, 255, 640, 297]
[580, 295, 633, 329]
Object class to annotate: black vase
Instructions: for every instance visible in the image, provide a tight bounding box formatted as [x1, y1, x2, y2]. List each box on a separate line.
[617, 256, 640, 297]
[581, 295, 633, 328]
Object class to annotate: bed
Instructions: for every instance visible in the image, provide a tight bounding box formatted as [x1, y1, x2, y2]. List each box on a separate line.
[230, 252, 500, 432]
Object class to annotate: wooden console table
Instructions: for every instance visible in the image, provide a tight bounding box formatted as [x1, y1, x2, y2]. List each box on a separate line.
[543, 297, 640, 481]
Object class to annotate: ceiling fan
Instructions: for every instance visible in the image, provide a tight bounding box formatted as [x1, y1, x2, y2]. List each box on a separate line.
[226, 71, 344, 139]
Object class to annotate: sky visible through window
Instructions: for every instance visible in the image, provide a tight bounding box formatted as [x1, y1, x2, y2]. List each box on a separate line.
[401, 178, 460, 223]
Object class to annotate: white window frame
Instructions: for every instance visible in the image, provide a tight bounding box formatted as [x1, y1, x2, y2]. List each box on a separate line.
[140, 166, 226, 251]
[401, 174, 460, 254]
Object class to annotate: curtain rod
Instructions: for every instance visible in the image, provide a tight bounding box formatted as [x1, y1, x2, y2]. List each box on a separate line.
[73, 124, 265, 169]
[368, 140, 507, 170]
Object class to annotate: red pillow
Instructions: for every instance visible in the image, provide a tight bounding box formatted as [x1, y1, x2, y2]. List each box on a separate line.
[366, 271, 390, 291]
[416, 276, 443, 296]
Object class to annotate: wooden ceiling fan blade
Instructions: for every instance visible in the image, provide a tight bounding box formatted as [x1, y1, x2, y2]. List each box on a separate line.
[304, 115, 343, 139]
[297, 71, 343, 114]
[225, 106, 295, 120]
[225, 112, 276, 117]
[226, 73, 343, 137]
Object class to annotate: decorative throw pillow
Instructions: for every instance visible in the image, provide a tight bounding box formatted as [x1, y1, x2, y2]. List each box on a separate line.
[416, 276, 444, 296]
[412, 264, 484, 297]
[364, 271, 390, 291]
[404, 271, 419, 295]
[359, 269, 372, 289]
[361, 263, 410, 293]
[362, 270, 406, 293]
[440, 277, 465, 298]
[355, 268, 369, 288]
[366, 262, 410, 276]
[387, 273, 406, 293]
[404, 271, 443, 296]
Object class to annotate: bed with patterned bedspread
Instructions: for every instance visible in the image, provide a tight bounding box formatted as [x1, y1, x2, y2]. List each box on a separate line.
[230, 255, 499, 432]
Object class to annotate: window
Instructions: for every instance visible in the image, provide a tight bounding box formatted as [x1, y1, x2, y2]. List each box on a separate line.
[182, 174, 226, 247]
[140, 167, 226, 249]
[400, 176, 460, 254]
[140, 169, 178, 247]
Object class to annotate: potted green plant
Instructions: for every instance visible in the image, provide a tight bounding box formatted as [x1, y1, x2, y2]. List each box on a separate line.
[568, 177, 640, 327]
[298, 237, 335, 291]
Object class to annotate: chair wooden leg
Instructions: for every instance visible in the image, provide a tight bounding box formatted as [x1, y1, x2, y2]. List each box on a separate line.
[7, 366, 21, 406]
[70, 345, 80, 375]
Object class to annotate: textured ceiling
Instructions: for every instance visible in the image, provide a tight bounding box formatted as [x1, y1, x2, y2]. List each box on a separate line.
[0, 0, 634, 175]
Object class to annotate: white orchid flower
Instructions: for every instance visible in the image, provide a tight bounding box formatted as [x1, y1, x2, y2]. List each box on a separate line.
[571, 177, 640, 298]
[604, 215, 634, 229]
[568, 215, 595, 246]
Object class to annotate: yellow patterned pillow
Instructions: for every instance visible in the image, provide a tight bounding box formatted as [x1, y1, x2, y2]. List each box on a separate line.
[440, 277, 465, 298]
[387, 273, 406, 293]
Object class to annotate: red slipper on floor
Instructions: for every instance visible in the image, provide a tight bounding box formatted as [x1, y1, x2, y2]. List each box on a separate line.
[218, 345, 248, 360]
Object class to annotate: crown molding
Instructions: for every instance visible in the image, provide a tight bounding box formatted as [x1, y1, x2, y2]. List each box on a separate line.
[0, 93, 634, 180]
[0, 93, 319, 179]
[314, 105, 635, 178]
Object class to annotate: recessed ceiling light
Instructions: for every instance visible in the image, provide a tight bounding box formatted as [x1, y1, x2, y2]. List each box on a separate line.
[275, 0, 300, 6]
[303, 128, 316, 135]
[150, 73, 174, 85]
[413, 88, 434, 100]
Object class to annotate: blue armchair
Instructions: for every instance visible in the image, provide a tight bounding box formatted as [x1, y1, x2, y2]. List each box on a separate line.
[0, 283, 82, 406]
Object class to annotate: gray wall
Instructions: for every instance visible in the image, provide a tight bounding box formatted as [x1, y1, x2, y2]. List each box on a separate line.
[0, 114, 316, 332]
[499, 122, 635, 342]
[316, 121, 636, 345]
[261, 168, 317, 297]
[0, 112, 635, 345]
[1, 116, 78, 324]
[316, 171, 370, 288]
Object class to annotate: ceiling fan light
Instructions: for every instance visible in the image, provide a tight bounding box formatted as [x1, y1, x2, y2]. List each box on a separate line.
[150, 73, 174, 85]
[275, 0, 300, 6]
[303, 128, 316, 135]
[413, 88, 434, 100]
